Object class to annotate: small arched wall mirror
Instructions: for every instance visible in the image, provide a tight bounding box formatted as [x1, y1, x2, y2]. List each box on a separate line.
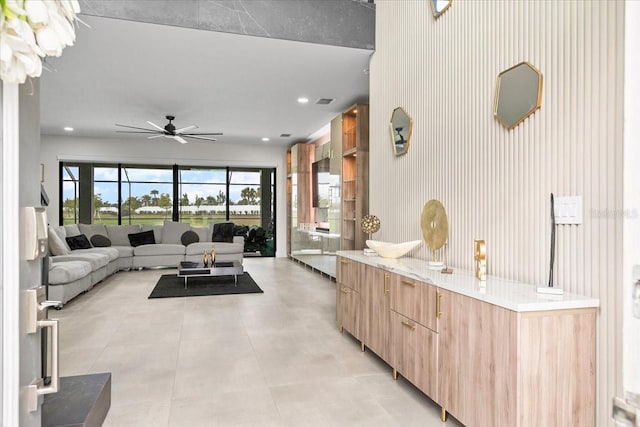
[431, 0, 452, 18]
[390, 107, 413, 156]
[494, 61, 543, 129]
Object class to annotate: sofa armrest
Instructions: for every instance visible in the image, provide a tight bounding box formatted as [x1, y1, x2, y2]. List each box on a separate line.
[233, 236, 244, 244]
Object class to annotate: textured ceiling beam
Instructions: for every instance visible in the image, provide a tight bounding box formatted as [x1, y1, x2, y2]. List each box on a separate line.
[79, 0, 375, 50]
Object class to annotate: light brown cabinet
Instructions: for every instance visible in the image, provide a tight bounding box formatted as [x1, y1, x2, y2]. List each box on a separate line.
[336, 256, 360, 339]
[391, 311, 438, 400]
[437, 289, 596, 427]
[340, 104, 369, 250]
[360, 264, 391, 364]
[389, 272, 438, 331]
[336, 257, 597, 427]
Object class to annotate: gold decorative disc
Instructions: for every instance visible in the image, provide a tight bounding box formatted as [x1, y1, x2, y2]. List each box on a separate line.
[421, 200, 449, 251]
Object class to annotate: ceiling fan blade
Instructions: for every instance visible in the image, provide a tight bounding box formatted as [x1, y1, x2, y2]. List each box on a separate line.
[147, 134, 164, 139]
[183, 132, 223, 136]
[173, 135, 188, 144]
[146, 121, 165, 132]
[175, 125, 198, 134]
[116, 130, 161, 134]
[115, 123, 158, 132]
[182, 135, 218, 142]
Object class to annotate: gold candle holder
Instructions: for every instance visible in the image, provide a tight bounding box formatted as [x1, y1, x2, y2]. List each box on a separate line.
[474, 239, 486, 281]
[210, 248, 216, 265]
[203, 250, 209, 267]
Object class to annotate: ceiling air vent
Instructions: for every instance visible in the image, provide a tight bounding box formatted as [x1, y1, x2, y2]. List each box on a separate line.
[280, 133, 292, 138]
[315, 98, 335, 105]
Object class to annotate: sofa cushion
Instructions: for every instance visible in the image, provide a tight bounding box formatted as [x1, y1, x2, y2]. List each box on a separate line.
[74, 247, 120, 262]
[90, 234, 112, 247]
[141, 225, 163, 243]
[191, 226, 210, 243]
[49, 260, 92, 285]
[51, 226, 72, 252]
[106, 225, 141, 246]
[133, 243, 185, 256]
[111, 245, 134, 258]
[162, 221, 190, 244]
[51, 252, 110, 270]
[63, 224, 81, 237]
[212, 222, 235, 243]
[128, 230, 156, 247]
[181, 230, 199, 246]
[65, 234, 92, 250]
[48, 227, 69, 256]
[186, 241, 244, 255]
[78, 223, 108, 240]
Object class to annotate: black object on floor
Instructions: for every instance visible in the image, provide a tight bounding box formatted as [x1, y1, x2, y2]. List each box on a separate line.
[42, 373, 111, 427]
[148, 273, 264, 299]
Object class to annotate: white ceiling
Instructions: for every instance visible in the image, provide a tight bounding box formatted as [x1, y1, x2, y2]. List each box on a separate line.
[40, 15, 372, 147]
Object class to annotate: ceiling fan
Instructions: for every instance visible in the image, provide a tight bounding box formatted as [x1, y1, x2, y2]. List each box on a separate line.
[115, 115, 222, 144]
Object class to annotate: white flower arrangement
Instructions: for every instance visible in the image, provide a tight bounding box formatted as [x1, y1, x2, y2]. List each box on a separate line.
[0, 0, 80, 84]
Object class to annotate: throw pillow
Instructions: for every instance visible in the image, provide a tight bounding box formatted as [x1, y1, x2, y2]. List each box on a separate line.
[161, 220, 190, 244]
[180, 230, 200, 246]
[90, 234, 112, 247]
[48, 227, 69, 256]
[106, 225, 141, 246]
[212, 222, 234, 243]
[65, 234, 92, 250]
[128, 230, 156, 247]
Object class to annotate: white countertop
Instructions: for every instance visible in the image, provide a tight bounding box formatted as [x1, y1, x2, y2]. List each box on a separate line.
[337, 251, 600, 313]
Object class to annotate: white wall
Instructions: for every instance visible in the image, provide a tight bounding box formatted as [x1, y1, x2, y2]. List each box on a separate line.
[624, 0, 640, 398]
[40, 135, 289, 257]
[370, 1, 623, 424]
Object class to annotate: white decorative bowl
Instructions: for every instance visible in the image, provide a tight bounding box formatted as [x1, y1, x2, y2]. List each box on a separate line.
[365, 240, 422, 259]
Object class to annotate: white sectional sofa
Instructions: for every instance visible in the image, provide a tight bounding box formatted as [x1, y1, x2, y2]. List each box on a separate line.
[47, 221, 244, 305]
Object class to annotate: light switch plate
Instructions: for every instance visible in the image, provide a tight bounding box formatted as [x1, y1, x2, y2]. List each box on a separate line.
[554, 196, 582, 224]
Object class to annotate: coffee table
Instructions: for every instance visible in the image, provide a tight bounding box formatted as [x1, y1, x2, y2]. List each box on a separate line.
[177, 261, 243, 288]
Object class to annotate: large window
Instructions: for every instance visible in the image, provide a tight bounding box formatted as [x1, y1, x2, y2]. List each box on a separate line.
[59, 162, 276, 255]
[61, 165, 79, 224]
[121, 166, 173, 225]
[178, 167, 227, 227]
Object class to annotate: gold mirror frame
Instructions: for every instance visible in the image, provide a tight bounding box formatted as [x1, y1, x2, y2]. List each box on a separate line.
[431, 0, 452, 19]
[389, 107, 413, 156]
[493, 61, 543, 130]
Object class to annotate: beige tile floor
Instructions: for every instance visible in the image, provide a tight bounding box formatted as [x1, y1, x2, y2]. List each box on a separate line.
[55, 258, 463, 426]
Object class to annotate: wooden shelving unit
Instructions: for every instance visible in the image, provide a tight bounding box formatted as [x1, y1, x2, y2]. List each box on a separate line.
[340, 104, 369, 250]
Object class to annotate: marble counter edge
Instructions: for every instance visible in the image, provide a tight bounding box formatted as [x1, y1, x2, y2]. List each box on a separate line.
[336, 251, 600, 313]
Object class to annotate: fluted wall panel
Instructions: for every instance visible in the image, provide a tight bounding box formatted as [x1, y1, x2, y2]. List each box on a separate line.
[370, 1, 623, 424]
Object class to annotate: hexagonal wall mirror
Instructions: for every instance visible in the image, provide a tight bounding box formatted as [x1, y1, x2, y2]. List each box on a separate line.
[494, 62, 543, 129]
[431, 0, 452, 18]
[390, 107, 413, 156]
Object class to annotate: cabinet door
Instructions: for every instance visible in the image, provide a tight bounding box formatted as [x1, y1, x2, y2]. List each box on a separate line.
[336, 284, 360, 338]
[336, 256, 359, 292]
[437, 289, 517, 427]
[391, 311, 438, 399]
[390, 273, 437, 331]
[360, 265, 391, 363]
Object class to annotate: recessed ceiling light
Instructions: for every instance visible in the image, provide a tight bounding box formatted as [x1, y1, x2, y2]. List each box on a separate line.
[262, 137, 270, 142]
[297, 97, 309, 104]
[63, 126, 74, 131]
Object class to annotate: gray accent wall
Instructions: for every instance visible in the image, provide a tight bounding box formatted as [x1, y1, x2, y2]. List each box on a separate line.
[80, 0, 375, 50]
[19, 80, 43, 427]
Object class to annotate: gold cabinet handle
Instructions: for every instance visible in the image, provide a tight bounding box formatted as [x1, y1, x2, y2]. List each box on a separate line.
[436, 291, 442, 318]
[401, 280, 415, 287]
[401, 320, 416, 331]
[341, 287, 350, 294]
[384, 273, 390, 295]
